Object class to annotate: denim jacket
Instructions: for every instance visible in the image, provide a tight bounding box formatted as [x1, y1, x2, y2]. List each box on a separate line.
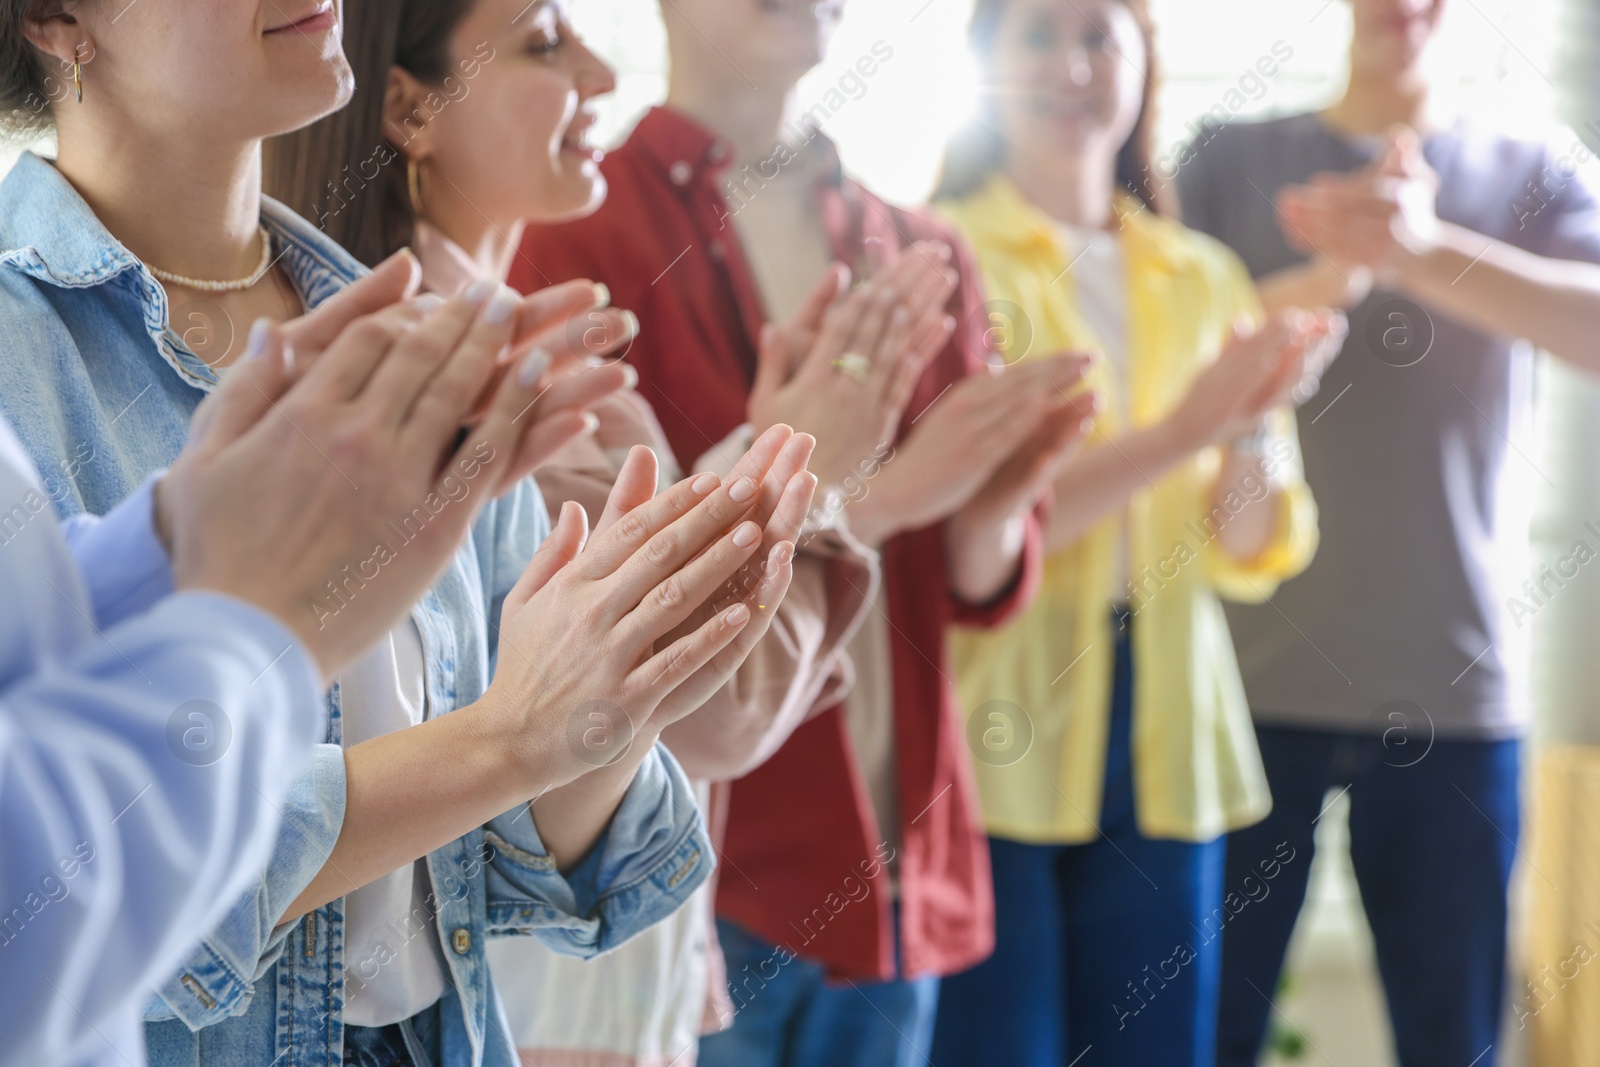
[0, 151, 712, 1067]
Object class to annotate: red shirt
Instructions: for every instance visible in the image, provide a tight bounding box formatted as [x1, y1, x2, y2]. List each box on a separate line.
[513, 106, 1040, 982]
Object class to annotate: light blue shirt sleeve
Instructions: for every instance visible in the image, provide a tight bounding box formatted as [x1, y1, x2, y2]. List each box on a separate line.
[58, 474, 176, 627]
[0, 424, 326, 1067]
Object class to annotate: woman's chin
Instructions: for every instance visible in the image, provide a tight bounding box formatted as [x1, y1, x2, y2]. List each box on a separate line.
[528, 172, 608, 225]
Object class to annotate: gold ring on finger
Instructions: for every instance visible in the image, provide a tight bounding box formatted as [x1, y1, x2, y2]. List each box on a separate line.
[831, 352, 871, 382]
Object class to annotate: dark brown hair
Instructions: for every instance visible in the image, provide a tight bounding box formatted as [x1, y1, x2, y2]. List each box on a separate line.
[263, 0, 475, 267]
[0, 0, 80, 139]
[933, 0, 1172, 216]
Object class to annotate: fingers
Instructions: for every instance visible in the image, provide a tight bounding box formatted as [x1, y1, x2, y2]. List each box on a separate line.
[601, 470, 765, 608]
[503, 499, 590, 614]
[621, 514, 766, 646]
[190, 319, 294, 450]
[514, 303, 639, 369]
[804, 283, 881, 378]
[505, 359, 632, 431]
[448, 343, 627, 502]
[581, 423, 793, 580]
[630, 600, 753, 707]
[792, 263, 851, 337]
[752, 322, 793, 398]
[509, 279, 611, 353]
[904, 312, 957, 367]
[595, 445, 662, 536]
[502, 409, 600, 487]
[667, 538, 797, 712]
[280, 249, 421, 356]
[296, 299, 428, 401]
[386, 284, 518, 436]
[760, 469, 818, 554]
[751, 432, 816, 530]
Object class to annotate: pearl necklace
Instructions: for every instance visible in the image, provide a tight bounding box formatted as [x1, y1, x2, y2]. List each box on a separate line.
[145, 226, 274, 293]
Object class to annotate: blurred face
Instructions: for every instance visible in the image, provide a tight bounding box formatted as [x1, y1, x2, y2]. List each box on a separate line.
[990, 0, 1146, 169]
[393, 0, 615, 225]
[38, 0, 352, 143]
[1347, 0, 1447, 75]
[663, 0, 845, 87]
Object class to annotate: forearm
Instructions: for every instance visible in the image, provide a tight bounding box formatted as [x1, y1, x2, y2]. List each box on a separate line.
[1395, 222, 1600, 373]
[1044, 423, 1192, 553]
[280, 705, 537, 922]
[1211, 445, 1286, 561]
[528, 725, 658, 871]
[1258, 260, 1372, 316]
[0, 594, 323, 1066]
[944, 509, 1027, 605]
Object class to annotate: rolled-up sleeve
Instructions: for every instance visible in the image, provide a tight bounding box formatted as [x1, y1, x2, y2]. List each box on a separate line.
[1203, 409, 1318, 601]
[483, 741, 712, 957]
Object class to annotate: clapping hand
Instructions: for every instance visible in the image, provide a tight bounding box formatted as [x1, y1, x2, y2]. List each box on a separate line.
[1277, 125, 1441, 285]
[748, 241, 959, 491]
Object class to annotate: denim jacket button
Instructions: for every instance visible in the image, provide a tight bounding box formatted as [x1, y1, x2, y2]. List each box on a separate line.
[451, 927, 472, 955]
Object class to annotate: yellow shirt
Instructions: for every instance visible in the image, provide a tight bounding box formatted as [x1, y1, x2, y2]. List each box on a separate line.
[939, 176, 1319, 844]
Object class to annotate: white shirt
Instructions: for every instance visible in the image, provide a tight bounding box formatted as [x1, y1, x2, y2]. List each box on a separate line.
[338, 623, 451, 1027]
[1056, 223, 1132, 598]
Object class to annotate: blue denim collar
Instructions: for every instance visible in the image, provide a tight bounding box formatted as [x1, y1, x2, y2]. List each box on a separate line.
[0, 150, 367, 389]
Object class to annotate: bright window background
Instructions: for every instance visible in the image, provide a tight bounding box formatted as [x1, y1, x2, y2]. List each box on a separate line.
[567, 0, 1567, 204]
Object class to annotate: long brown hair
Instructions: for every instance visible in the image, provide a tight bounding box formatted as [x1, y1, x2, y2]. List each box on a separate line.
[933, 0, 1171, 216]
[263, 0, 476, 267]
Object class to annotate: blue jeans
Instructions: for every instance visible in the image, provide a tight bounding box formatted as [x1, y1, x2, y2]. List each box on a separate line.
[697, 911, 940, 1067]
[1216, 725, 1521, 1067]
[343, 1001, 442, 1067]
[933, 626, 1226, 1066]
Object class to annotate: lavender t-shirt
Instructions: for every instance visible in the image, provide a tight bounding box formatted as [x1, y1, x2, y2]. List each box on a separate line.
[1179, 112, 1600, 739]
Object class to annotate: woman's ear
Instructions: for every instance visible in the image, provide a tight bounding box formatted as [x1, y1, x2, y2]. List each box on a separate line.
[382, 65, 434, 162]
[21, 1, 93, 74]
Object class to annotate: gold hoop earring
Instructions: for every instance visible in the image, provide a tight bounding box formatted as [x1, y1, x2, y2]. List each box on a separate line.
[406, 158, 426, 217]
[72, 59, 82, 103]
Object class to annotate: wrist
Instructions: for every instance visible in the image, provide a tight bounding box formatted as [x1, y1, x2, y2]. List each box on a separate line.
[845, 473, 911, 546]
[1154, 408, 1213, 457]
[466, 686, 578, 802]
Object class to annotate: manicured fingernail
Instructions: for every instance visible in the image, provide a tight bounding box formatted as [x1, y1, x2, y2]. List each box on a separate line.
[621, 309, 640, 339]
[691, 472, 720, 495]
[773, 541, 795, 566]
[580, 411, 600, 434]
[728, 477, 757, 503]
[724, 603, 751, 626]
[464, 277, 497, 305]
[244, 317, 272, 361]
[411, 293, 446, 313]
[591, 282, 611, 309]
[518, 346, 550, 387]
[484, 286, 518, 325]
[732, 521, 760, 548]
[619, 363, 639, 389]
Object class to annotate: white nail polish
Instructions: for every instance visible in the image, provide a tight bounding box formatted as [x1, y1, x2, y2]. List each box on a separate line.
[463, 277, 497, 305]
[484, 287, 518, 325]
[519, 346, 551, 387]
[243, 318, 272, 361]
